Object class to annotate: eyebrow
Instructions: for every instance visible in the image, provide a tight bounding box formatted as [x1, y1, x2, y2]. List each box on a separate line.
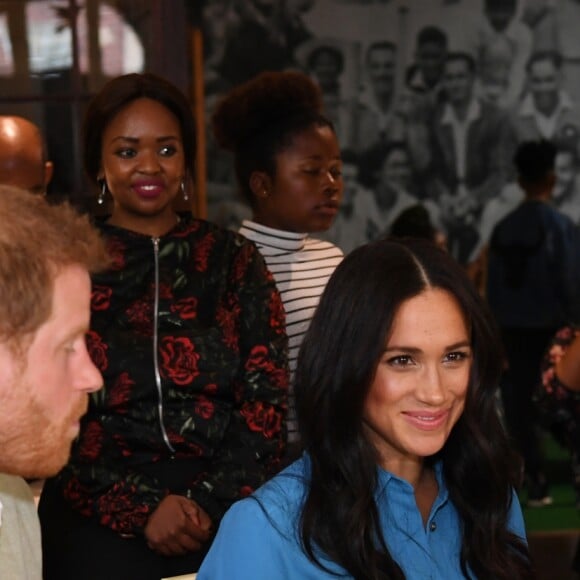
[300, 155, 342, 161]
[109, 135, 180, 144]
[384, 340, 471, 354]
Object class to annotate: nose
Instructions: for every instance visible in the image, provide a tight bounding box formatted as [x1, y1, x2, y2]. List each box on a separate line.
[138, 149, 161, 173]
[323, 171, 340, 196]
[415, 364, 446, 405]
[75, 344, 103, 393]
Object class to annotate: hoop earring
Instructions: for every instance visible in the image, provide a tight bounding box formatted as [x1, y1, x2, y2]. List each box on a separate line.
[98, 181, 107, 205]
[181, 179, 188, 201]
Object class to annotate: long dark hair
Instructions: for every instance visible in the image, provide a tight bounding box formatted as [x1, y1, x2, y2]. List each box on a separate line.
[295, 238, 533, 579]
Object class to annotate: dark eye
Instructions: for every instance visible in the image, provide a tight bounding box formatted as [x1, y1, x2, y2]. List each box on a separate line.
[303, 168, 320, 175]
[115, 148, 136, 159]
[160, 145, 178, 157]
[387, 355, 414, 367]
[444, 351, 470, 364]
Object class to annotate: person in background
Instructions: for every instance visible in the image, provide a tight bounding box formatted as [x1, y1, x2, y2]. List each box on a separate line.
[357, 41, 430, 175]
[305, 42, 344, 100]
[552, 136, 580, 225]
[298, 39, 357, 151]
[0, 186, 106, 579]
[321, 149, 379, 254]
[389, 202, 447, 250]
[538, 326, 580, 510]
[358, 40, 404, 152]
[198, 238, 533, 580]
[362, 140, 442, 241]
[472, 0, 532, 108]
[513, 50, 580, 143]
[487, 139, 580, 507]
[216, 0, 313, 87]
[212, 70, 343, 459]
[428, 51, 515, 265]
[406, 25, 448, 109]
[38, 73, 289, 580]
[0, 115, 53, 196]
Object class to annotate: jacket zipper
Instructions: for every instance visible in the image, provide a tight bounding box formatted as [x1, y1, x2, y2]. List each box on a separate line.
[152, 237, 175, 454]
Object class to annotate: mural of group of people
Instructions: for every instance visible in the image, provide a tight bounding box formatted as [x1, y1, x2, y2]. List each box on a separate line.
[202, 0, 580, 265]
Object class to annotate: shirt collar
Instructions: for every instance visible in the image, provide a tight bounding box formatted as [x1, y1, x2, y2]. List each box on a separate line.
[441, 97, 481, 126]
[519, 90, 573, 118]
[240, 219, 308, 252]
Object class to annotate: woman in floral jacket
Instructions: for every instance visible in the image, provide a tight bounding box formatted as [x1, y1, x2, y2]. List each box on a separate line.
[38, 73, 288, 580]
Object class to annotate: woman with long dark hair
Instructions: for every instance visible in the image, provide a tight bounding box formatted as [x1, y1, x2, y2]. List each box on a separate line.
[198, 238, 533, 579]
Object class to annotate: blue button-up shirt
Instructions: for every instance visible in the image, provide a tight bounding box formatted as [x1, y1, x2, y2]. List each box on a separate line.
[198, 456, 526, 579]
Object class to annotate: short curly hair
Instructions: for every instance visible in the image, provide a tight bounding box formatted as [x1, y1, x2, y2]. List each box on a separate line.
[211, 70, 334, 205]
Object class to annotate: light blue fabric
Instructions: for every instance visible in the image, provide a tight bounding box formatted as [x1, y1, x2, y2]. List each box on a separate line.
[198, 456, 527, 579]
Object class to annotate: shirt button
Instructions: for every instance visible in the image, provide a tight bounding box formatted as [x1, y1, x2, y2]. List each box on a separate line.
[429, 521, 437, 532]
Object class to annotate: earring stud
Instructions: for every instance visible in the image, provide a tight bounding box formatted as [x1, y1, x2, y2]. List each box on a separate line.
[98, 181, 107, 205]
[181, 179, 189, 201]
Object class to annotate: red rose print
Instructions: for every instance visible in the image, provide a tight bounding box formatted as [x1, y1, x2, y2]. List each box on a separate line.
[160, 336, 200, 385]
[173, 221, 200, 237]
[231, 244, 253, 282]
[179, 441, 203, 457]
[98, 483, 150, 533]
[126, 297, 153, 335]
[245, 345, 269, 371]
[158, 283, 174, 300]
[203, 383, 218, 394]
[194, 395, 215, 420]
[189, 442, 204, 457]
[92, 285, 112, 311]
[193, 233, 215, 272]
[62, 479, 92, 517]
[167, 430, 186, 447]
[268, 290, 286, 335]
[106, 238, 126, 270]
[245, 345, 276, 375]
[107, 372, 135, 411]
[87, 330, 108, 371]
[78, 420, 103, 461]
[216, 302, 240, 351]
[240, 401, 282, 439]
[171, 296, 198, 320]
[112, 433, 133, 457]
[268, 366, 288, 390]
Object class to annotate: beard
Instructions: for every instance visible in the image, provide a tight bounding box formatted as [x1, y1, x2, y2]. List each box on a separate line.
[0, 381, 88, 479]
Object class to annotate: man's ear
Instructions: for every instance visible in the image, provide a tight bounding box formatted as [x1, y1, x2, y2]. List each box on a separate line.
[44, 161, 54, 186]
[249, 171, 272, 200]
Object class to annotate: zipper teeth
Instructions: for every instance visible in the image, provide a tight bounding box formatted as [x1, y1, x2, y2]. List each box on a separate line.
[152, 237, 175, 454]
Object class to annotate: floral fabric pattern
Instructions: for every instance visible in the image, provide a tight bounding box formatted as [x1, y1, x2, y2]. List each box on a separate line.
[52, 216, 289, 536]
[538, 325, 580, 449]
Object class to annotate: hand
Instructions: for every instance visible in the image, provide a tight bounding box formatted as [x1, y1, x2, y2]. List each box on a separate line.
[144, 494, 213, 556]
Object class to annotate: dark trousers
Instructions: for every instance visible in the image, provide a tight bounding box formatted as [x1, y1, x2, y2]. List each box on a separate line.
[499, 327, 555, 484]
[39, 478, 209, 580]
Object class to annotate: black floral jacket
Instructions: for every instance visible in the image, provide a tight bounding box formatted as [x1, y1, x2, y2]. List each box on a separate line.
[53, 216, 288, 535]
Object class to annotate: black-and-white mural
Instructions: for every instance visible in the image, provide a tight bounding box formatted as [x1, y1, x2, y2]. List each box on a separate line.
[202, 0, 580, 264]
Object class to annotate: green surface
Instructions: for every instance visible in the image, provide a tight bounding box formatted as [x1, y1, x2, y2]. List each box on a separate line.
[519, 434, 580, 533]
